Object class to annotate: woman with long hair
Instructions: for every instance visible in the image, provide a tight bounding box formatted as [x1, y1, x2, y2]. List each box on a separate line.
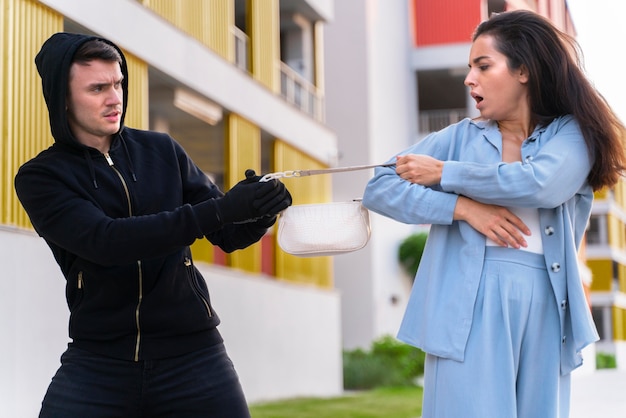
[363, 10, 626, 418]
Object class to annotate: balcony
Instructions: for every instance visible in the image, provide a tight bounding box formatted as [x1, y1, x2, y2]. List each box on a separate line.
[418, 108, 467, 134]
[232, 25, 249, 72]
[279, 61, 325, 122]
[231, 27, 324, 122]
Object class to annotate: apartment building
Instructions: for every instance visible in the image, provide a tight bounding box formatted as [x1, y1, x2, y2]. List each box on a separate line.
[0, 0, 342, 415]
[586, 186, 626, 367]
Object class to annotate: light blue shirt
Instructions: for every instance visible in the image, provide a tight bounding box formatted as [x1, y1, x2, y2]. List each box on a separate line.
[363, 116, 599, 375]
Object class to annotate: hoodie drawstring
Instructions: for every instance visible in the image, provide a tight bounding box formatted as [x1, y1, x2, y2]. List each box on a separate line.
[82, 133, 137, 189]
[119, 134, 137, 182]
[84, 149, 99, 189]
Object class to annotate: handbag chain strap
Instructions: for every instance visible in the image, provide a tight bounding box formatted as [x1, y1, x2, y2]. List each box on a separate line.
[260, 163, 395, 182]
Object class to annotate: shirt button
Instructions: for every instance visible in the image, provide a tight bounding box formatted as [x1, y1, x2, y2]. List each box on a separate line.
[525, 155, 533, 163]
[562, 336, 567, 344]
[561, 300, 567, 309]
[544, 226, 555, 236]
[551, 262, 561, 272]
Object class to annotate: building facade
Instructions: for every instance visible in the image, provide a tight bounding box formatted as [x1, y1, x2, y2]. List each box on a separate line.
[586, 186, 626, 367]
[0, 0, 343, 416]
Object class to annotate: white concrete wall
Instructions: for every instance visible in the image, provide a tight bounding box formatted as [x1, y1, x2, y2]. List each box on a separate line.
[0, 228, 342, 416]
[362, 0, 420, 348]
[304, 0, 334, 21]
[325, 0, 417, 350]
[0, 227, 69, 418]
[198, 263, 343, 403]
[615, 341, 626, 371]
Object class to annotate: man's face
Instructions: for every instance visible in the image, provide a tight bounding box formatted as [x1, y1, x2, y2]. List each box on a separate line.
[67, 59, 123, 150]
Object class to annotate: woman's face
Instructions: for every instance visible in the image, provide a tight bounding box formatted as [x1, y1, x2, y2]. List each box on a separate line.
[464, 34, 529, 122]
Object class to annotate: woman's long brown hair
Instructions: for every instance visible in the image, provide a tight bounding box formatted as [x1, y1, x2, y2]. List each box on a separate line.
[474, 10, 626, 191]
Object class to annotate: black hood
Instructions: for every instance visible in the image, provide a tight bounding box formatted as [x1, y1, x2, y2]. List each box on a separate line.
[35, 32, 129, 147]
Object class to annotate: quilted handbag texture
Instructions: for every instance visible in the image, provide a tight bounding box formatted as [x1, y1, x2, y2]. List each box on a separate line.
[277, 200, 371, 257]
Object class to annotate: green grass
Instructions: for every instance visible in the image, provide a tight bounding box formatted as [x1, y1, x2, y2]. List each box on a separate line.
[249, 386, 423, 418]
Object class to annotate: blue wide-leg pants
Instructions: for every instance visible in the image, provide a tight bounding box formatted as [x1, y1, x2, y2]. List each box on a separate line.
[422, 247, 570, 418]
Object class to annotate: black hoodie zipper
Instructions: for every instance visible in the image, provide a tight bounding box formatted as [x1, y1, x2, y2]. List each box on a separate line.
[184, 256, 213, 318]
[104, 152, 143, 362]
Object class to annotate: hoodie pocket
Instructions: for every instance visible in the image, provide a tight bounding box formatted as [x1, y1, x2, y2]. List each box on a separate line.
[184, 257, 213, 318]
[69, 271, 85, 310]
[67, 270, 86, 336]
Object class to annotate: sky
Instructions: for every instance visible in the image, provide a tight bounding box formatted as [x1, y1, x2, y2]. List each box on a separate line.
[566, 0, 626, 122]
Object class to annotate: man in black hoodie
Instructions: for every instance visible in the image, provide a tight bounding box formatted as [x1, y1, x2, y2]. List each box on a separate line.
[15, 32, 291, 417]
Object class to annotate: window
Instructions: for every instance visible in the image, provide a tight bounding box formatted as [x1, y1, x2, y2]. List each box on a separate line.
[592, 306, 613, 341]
[586, 215, 606, 245]
[148, 68, 225, 189]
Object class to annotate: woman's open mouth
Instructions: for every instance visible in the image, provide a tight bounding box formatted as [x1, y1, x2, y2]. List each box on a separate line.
[471, 92, 484, 108]
[471, 92, 483, 104]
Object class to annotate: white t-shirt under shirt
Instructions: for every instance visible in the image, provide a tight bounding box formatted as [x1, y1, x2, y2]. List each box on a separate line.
[485, 206, 544, 254]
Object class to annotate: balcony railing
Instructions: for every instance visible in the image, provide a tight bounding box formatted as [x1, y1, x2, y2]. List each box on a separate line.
[232, 26, 249, 72]
[228, 30, 325, 122]
[419, 108, 468, 133]
[279, 62, 325, 122]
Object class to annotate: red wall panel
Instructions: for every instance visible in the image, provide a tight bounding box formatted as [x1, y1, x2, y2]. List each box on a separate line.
[412, 0, 482, 46]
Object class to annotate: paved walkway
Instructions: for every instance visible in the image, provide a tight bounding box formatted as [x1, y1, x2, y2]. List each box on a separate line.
[570, 369, 626, 418]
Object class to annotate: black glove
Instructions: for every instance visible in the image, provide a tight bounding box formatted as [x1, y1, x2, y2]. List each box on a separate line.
[216, 169, 292, 224]
[248, 169, 292, 216]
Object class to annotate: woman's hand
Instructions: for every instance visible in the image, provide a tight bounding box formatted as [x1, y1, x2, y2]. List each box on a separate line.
[396, 154, 444, 186]
[454, 196, 531, 249]
[396, 155, 530, 248]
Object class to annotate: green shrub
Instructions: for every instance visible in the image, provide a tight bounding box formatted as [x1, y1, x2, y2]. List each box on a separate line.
[342, 349, 397, 390]
[398, 232, 428, 279]
[343, 335, 426, 390]
[596, 352, 617, 369]
[372, 335, 426, 383]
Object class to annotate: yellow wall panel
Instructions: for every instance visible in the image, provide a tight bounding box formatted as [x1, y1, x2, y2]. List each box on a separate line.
[123, 52, 149, 130]
[619, 263, 626, 293]
[0, 2, 147, 230]
[141, 0, 182, 26]
[273, 141, 333, 288]
[248, 0, 280, 91]
[191, 236, 215, 265]
[588, 259, 613, 291]
[607, 214, 621, 248]
[225, 114, 262, 273]
[207, 0, 234, 59]
[225, 114, 261, 188]
[594, 188, 608, 200]
[140, 0, 233, 60]
[614, 306, 625, 341]
[615, 180, 626, 207]
[612, 183, 621, 207]
[1, 0, 62, 228]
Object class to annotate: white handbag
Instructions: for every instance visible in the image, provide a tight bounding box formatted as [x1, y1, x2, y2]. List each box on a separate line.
[277, 200, 371, 257]
[261, 163, 392, 257]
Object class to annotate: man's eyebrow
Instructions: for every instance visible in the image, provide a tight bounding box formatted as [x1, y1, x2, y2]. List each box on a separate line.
[88, 77, 124, 88]
[88, 82, 109, 89]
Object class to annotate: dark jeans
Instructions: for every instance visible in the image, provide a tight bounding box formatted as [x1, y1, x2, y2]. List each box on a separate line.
[39, 343, 250, 418]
